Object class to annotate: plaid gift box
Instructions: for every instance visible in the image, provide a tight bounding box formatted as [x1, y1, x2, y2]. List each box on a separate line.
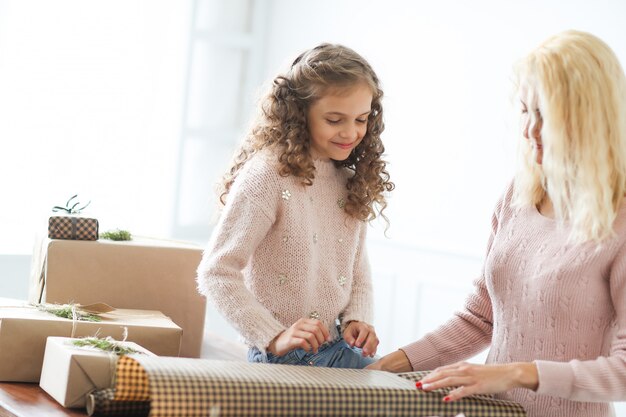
[48, 215, 99, 240]
[97, 356, 526, 417]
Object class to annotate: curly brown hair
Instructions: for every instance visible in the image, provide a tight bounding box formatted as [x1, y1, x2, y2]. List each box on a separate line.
[219, 43, 394, 224]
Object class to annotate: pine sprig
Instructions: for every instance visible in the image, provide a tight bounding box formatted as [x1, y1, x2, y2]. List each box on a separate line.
[72, 337, 142, 355]
[36, 304, 102, 322]
[52, 194, 91, 214]
[100, 229, 132, 241]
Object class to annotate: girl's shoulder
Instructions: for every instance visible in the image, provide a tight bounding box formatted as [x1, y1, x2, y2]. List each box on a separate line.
[230, 150, 289, 202]
[238, 149, 282, 183]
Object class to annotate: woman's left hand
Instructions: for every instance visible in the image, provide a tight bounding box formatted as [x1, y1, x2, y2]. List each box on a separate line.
[417, 361, 539, 402]
[342, 320, 379, 357]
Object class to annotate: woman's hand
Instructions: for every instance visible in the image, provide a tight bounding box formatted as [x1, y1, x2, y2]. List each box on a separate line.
[267, 318, 331, 356]
[343, 320, 379, 357]
[417, 361, 539, 401]
[365, 350, 413, 372]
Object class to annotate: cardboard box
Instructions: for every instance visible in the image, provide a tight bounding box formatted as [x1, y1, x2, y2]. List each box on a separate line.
[40, 337, 154, 408]
[0, 298, 181, 382]
[30, 237, 206, 358]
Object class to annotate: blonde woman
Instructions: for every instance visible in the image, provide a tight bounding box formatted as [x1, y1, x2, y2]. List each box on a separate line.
[368, 30, 626, 417]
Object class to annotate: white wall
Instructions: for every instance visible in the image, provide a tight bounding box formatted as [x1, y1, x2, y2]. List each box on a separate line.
[0, 0, 192, 255]
[261, 0, 626, 256]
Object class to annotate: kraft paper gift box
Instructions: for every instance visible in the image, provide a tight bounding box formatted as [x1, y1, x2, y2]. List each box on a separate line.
[30, 236, 206, 358]
[40, 337, 155, 408]
[0, 297, 182, 383]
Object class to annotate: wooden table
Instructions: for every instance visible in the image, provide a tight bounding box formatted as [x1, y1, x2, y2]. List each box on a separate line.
[0, 383, 87, 417]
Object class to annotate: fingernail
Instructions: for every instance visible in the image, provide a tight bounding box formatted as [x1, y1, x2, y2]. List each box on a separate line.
[443, 396, 451, 402]
[415, 381, 422, 389]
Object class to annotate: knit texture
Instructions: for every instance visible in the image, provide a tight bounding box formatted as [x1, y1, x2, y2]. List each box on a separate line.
[197, 151, 373, 353]
[401, 182, 626, 417]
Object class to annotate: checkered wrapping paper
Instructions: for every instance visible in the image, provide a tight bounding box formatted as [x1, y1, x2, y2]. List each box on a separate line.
[86, 388, 150, 417]
[108, 356, 526, 417]
[48, 215, 99, 240]
[114, 355, 150, 401]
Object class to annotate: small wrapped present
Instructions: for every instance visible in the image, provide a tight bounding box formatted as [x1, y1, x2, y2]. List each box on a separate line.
[40, 337, 154, 408]
[0, 298, 182, 382]
[48, 215, 99, 240]
[48, 195, 98, 240]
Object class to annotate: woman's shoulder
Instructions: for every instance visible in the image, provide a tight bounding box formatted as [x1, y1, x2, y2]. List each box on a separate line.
[492, 179, 517, 215]
[611, 198, 626, 235]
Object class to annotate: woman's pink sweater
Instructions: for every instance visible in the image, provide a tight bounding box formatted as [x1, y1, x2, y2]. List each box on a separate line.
[402, 184, 626, 417]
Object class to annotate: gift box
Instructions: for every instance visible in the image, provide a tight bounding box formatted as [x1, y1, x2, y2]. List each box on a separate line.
[29, 237, 206, 358]
[40, 337, 155, 408]
[0, 298, 182, 382]
[48, 215, 99, 240]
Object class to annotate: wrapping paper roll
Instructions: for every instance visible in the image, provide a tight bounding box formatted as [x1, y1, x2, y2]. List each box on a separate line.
[86, 388, 150, 416]
[100, 355, 527, 417]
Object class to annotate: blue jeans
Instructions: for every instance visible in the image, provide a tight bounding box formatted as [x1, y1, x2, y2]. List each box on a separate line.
[248, 338, 376, 369]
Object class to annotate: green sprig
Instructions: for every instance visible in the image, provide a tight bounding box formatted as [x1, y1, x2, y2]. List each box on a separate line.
[100, 229, 132, 241]
[36, 303, 102, 322]
[72, 337, 142, 355]
[52, 194, 91, 214]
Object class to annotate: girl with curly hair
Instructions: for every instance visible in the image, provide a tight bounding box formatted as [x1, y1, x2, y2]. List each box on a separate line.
[368, 30, 626, 416]
[197, 43, 394, 369]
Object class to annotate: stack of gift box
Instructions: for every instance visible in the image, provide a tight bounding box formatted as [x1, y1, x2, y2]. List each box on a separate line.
[0, 204, 207, 411]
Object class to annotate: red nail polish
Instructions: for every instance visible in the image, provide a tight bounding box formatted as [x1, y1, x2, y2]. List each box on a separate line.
[443, 396, 451, 402]
[415, 381, 422, 389]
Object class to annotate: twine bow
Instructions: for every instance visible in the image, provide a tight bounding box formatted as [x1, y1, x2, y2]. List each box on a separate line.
[52, 194, 91, 214]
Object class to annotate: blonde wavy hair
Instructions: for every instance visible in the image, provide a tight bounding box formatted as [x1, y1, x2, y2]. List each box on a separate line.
[219, 43, 394, 223]
[513, 30, 626, 243]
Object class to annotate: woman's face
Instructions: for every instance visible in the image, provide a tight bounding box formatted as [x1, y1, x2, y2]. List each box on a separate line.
[520, 85, 544, 165]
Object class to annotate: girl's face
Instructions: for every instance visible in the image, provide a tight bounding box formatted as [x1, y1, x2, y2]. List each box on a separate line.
[520, 85, 544, 165]
[307, 83, 373, 161]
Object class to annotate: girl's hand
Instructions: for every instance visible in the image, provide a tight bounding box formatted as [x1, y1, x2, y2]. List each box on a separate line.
[343, 320, 379, 357]
[267, 318, 331, 356]
[417, 361, 539, 401]
[365, 350, 412, 372]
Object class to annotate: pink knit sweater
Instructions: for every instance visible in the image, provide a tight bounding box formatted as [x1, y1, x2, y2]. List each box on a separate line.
[401, 183, 626, 417]
[196, 151, 373, 352]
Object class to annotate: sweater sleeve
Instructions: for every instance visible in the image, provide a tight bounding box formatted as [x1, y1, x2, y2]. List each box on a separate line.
[341, 222, 373, 325]
[196, 160, 287, 351]
[534, 240, 626, 402]
[399, 189, 509, 371]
